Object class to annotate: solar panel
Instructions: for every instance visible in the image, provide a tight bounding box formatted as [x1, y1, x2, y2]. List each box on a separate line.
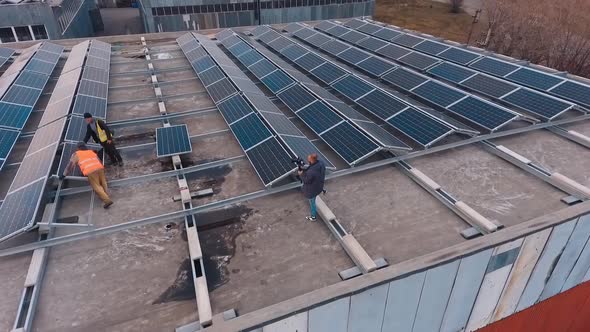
[320, 40, 350, 56]
[259, 111, 302, 136]
[28, 117, 65, 154]
[0, 178, 45, 241]
[65, 116, 89, 142]
[469, 57, 519, 76]
[0, 47, 14, 59]
[357, 37, 388, 51]
[356, 90, 408, 120]
[229, 77, 261, 95]
[260, 70, 294, 93]
[325, 25, 349, 37]
[33, 50, 60, 64]
[280, 135, 336, 170]
[428, 63, 476, 83]
[281, 44, 308, 61]
[306, 33, 331, 47]
[222, 35, 243, 49]
[57, 142, 102, 177]
[331, 75, 374, 101]
[0, 102, 33, 130]
[10, 142, 57, 189]
[78, 79, 107, 99]
[2, 85, 42, 107]
[61, 41, 89, 74]
[448, 97, 516, 130]
[217, 94, 255, 124]
[549, 81, 590, 108]
[13, 70, 49, 89]
[413, 40, 449, 55]
[192, 56, 216, 73]
[284, 23, 305, 34]
[268, 37, 293, 51]
[249, 59, 277, 78]
[0, 128, 18, 169]
[227, 41, 251, 58]
[437, 47, 481, 65]
[398, 52, 440, 70]
[297, 101, 343, 134]
[185, 47, 208, 62]
[376, 44, 411, 60]
[311, 62, 347, 84]
[243, 92, 283, 113]
[156, 124, 192, 157]
[412, 81, 466, 107]
[373, 28, 403, 41]
[230, 113, 272, 151]
[198, 66, 226, 86]
[39, 42, 64, 54]
[461, 74, 518, 98]
[24, 59, 55, 75]
[337, 48, 368, 65]
[388, 110, 453, 146]
[277, 84, 316, 112]
[81, 66, 108, 84]
[392, 34, 424, 48]
[505, 68, 564, 90]
[328, 101, 370, 121]
[216, 29, 234, 41]
[40, 96, 73, 126]
[181, 39, 200, 53]
[356, 56, 395, 76]
[357, 23, 384, 35]
[72, 94, 107, 118]
[382, 67, 429, 90]
[344, 19, 367, 29]
[301, 83, 339, 101]
[352, 120, 409, 150]
[207, 78, 237, 103]
[246, 138, 295, 186]
[340, 30, 368, 44]
[92, 40, 111, 51]
[320, 122, 378, 164]
[85, 56, 110, 71]
[294, 53, 325, 71]
[501, 89, 572, 119]
[316, 21, 337, 32]
[258, 30, 281, 44]
[293, 27, 317, 40]
[237, 49, 264, 67]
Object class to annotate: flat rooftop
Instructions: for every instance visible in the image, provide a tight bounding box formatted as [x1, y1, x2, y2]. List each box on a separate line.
[0, 18, 589, 332]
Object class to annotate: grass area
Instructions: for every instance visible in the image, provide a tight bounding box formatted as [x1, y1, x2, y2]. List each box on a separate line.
[374, 0, 480, 44]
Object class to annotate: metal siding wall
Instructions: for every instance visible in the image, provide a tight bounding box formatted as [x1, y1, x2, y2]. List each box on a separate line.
[308, 297, 349, 332]
[347, 283, 389, 332]
[440, 248, 493, 332]
[381, 272, 426, 332]
[262, 312, 307, 332]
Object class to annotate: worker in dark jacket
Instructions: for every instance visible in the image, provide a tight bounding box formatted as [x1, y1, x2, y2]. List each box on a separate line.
[298, 153, 326, 221]
[83, 113, 123, 166]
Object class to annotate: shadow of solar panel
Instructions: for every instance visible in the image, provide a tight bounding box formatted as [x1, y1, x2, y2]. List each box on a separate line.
[259, 111, 302, 136]
[14, 70, 49, 89]
[34, 50, 61, 64]
[377, 44, 411, 60]
[243, 92, 282, 114]
[192, 56, 216, 73]
[550, 81, 590, 108]
[258, 30, 281, 44]
[11, 142, 58, 189]
[469, 57, 519, 76]
[428, 62, 476, 83]
[320, 40, 350, 56]
[344, 19, 366, 29]
[281, 135, 335, 169]
[186, 46, 208, 62]
[294, 53, 325, 71]
[238, 49, 265, 67]
[86, 56, 110, 71]
[73, 94, 107, 118]
[437, 47, 480, 65]
[398, 52, 440, 70]
[448, 97, 516, 130]
[207, 78, 237, 103]
[249, 59, 276, 78]
[82, 66, 109, 84]
[306, 33, 331, 47]
[277, 85, 316, 112]
[356, 90, 407, 119]
[156, 124, 192, 157]
[78, 79, 107, 99]
[285, 68, 315, 85]
[506, 68, 564, 90]
[302, 82, 339, 101]
[297, 101, 342, 133]
[413, 81, 466, 107]
[320, 122, 378, 164]
[40, 43, 64, 54]
[65, 116, 88, 142]
[353, 120, 410, 150]
[341, 31, 368, 44]
[337, 48, 368, 65]
[501, 88, 571, 119]
[393, 34, 425, 48]
[220, 64, 246, 78]
[229, 77, 261, 94]
[358, 23, 384, 35]
[328, 100, 369, 121]
[461, 74, 518, 98]
[0, 178, 45, 241]
[217, 94, 254, 124]
[230, 113, 272, 150]
[0, 102, 33, 129]
[25, 59, 55, 75]
[281, 44, 307, 61]
[331, 75, 374, 101]
[357, 37, 388, 51]
[388, 109, 452, 146]
[268, 37, 293, 51]
[0, 128, 18, 161]
[261, 70, 294, 93]
[3, 85, 42, 107]
[293, 27, 316, 40]
[246, 138, 295, 186]
[198, 66, 225, 86]
[357, 56, 395, 76]
[414, 40, 449, 55]
[311, 62, 347, 84]
[316, 21, 337, 32]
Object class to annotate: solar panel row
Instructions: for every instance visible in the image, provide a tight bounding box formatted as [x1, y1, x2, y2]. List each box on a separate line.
[0, 47, 15, 70]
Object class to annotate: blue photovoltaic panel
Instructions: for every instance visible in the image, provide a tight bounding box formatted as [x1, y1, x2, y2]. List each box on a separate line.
[260, 70, 294, 93]
[505, 68, 564, 90]
[461, 74, 518, 98]
[356, 56, 395, 77]
[428, 62, 476, 83]
[82, 66, 109, 84]
[258, 30, 281, 44]
[259, 111, 303, 136]
[341, 30, 368, 44]
[320, 122, 378, 164]
[297, 101, 342, 134]
[413, 40, 449, 55]
[24, 59, 55, 75]
[382, 68, 428, 90]
[249, 59, 276, 78]
[88, 47, 110, 60]
[268, 37, 293, 51]
[294, 53, 325, 71]
[238, 49, 264, 67]
[0, 47, 14, 58]
[72, 94, 107, 118]
[207, 78, 237, 103]
[185, 47, 208, 62]
[243, 92, 282, 113]
[337, 48, 369, 65]
[34, 50, 61, 64]
[448, 97, 516, 130]
[39, 42, 64, 54]
[357, 37, 388, 51]
[438, 47, 481, 65]
[357, 23, 384, 35]
[65, 116, 88, 142]
[216, 29, 235, 41]
[393, 34, 424, 48]
[388, 110, 453, 146]
[2, 85, 41, 107]
[281, 44, 308, 61]
[353, 120, 410, 150]
[356, 90, 407, 120]
[377, 44, 411, 60]
[192, 56, 216, 73]
[311, 62, 347, 84]
[0, 128, 19, 168]
[217, 94, 254, 124]
[10, 142, 57, 189]
[13, 71, 49, 89]
[85, 56, 110, 71]
[230, 113, 272, 151]
[344, 19, 367, 29]
[198, 66, 226, 86]
[293, 27, 317, 40]
[329, 101, 370, 121]
[373, 28, 403, 41]
[277, 84, 316, 112]
[156, 124, 192, 157]
[306, 33, 331, 47]
[398, 52, 440, 70]
[281, 135, 334, 169]
[550, 81, 590, 108]
[320, 40, 350, 56]
[502, 89, 572, 119]
[228, 41, 251, 57]
[331, 75, 374, 101]
[469, 57, 519, 77]
[252, 25, 272, 37]
[326, 25, 349, 37]
[0, 102, 33, 130]
[246, 138, 295, 186]
[0, 178, 45, 241]
[412, 81, 466, 107]
[77, 79, 108, 99]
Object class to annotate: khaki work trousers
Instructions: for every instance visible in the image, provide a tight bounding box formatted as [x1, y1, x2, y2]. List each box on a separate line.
[87, 169, 112, 204]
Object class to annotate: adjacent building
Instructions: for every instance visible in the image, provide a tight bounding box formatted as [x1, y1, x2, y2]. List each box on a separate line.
[0, 0, 100, 42]
[137, 0, 374, 32]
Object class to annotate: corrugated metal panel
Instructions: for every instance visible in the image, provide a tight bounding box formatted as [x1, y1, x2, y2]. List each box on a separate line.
[381, 272, 425, 332]
[308, 297, 349, 332]
[262, 311, 307, 332]
[347, 283, 389, 332]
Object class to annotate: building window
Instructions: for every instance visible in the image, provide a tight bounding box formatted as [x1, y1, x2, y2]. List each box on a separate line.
[171, 6, 179, 14]
[0, 28, 16, 43]
[164, 7, 172, 15]
[14, 26, 33, 41]
[31, 25, 48, 40]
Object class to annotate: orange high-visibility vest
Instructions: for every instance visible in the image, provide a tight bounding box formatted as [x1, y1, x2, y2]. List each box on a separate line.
[76, 150, 104, 176]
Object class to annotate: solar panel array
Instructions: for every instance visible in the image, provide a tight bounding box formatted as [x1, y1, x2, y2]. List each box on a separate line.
[219, 31, 383, 164]
[345, 19, 584, 115]
[177, 33, 296, 186]
[0, 40, 95, 242]
[0, 47, 15, 70]
[289, 22, 523, 131]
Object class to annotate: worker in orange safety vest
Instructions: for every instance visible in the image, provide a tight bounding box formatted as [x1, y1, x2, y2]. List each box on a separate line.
[61, 142, 114, 209]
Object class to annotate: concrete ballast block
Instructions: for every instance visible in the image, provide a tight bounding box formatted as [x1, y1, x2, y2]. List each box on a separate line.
[24, 248, 46, 287]
[341, 234, 377, 274]
[568, 130, 590, 145]
[496, 145, 531, 164]
[550, 172, 590, 198]
[154, 87, 162, 97]
[455, 201, 498, 233]
[315, 197, 336, 221]
[172, 155, 181, 166]
[409, 168, 441, 190]
[195, 277, 212, 327]
[177, 178, 189, 191]
[151, 75, 158, 84]
[158, 101, 167, 114]
[186, 226, 202, 260]
[180, 188, 192, 204]
[147, 63, 154, 71]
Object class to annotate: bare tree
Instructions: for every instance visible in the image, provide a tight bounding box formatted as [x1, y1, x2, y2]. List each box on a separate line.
[449, 0, 464, 13]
